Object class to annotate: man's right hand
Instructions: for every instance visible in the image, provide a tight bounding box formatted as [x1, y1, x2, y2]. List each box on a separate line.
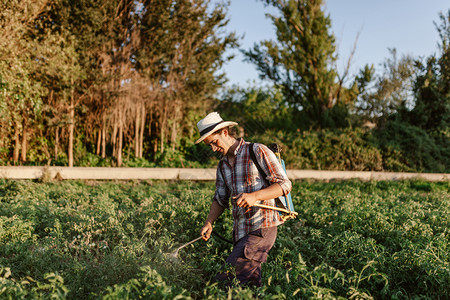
[201, 200, 224, 241]
[200, 222, 212, 241]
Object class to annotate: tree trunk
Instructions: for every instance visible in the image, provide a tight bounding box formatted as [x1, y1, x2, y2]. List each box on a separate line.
[13, 123, 20, 164]
[134, 103, 140, 158]
[0, 125, 3, 150]
[160, 124, 165, 154]
[96, 128, 101, 155]
[20, 120, 27, 162]
[170, 100, 180, 151]
[139, 103, 146, 158]
[154, 138, 158, 154]
[112, 118, 118, 158]
[160, 103, 168, 154]
[68, 87, 74, 167]
[159, 126, 165, 153]
[55, 127, 59, 160]
[117, 108, 123, 167]
[99, 114, 107, 159]
[101, 120, 106, 158]
[148, 103, 153, 149]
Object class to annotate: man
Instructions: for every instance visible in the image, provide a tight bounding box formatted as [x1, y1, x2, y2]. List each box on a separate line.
[195, 112, 292, 287]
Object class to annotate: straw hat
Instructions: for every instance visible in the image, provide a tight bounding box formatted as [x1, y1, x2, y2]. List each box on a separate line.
[195, 112, 238, 144]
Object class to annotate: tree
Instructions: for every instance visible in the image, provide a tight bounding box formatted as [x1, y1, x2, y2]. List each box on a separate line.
[244, 0, 351, 128]
[0, 0, 49, 163]
[354, 49, 416, 126]
[38, 31, 84, 167]
[137, 0, 237, 155]
[33, 0, 95, 166]
[217, 85, 296, 135]
[35, 0, 136, 166]
[408, 10, 449, 130]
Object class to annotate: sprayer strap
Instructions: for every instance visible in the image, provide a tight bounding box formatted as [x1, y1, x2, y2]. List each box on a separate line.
[249, 143, 268, 185]
[249, 143, 288, 211]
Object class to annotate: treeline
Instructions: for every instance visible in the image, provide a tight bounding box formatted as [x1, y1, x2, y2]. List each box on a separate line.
[0, 0, 236, 167]
[0, 0, 449, 172]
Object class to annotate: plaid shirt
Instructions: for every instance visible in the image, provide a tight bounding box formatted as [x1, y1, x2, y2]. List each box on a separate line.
[213, 139, 292, 242]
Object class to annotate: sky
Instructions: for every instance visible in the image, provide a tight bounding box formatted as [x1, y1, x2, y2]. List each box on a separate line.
[220, 0, 449, 87]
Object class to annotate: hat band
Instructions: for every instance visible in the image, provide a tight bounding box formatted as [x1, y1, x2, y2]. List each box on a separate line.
[200, 120, 224, 136]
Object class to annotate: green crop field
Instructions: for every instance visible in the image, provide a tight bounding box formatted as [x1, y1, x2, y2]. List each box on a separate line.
[0, 179, 449, 299]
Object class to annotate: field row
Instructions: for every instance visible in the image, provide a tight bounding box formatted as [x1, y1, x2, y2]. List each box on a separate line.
[0, 179, 449, 299]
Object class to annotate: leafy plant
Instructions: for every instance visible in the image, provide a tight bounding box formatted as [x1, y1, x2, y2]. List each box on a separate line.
[0, 179, 448, 299]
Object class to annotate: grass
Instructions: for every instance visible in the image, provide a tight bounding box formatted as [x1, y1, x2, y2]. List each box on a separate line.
[0, 179, 448, 299]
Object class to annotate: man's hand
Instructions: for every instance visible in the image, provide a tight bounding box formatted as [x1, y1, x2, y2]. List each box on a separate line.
[233, 193, 258, 208]
[200, 200, 225, 241]
[200, 221, 212, 241]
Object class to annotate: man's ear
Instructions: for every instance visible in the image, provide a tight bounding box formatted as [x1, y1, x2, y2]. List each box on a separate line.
[221, 128, 229, 137]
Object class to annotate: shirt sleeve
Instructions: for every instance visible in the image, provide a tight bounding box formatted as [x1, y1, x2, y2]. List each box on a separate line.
[253, 143, 292, 196]
[213, 161, 231, 209]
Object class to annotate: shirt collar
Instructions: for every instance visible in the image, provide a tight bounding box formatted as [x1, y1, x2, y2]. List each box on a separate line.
[221, 138, 245, 162]
[234, 138, 246, 156]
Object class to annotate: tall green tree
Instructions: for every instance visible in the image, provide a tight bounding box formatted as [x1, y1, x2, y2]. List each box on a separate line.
[137, 0, 237, 154]
[244, 0, 348, 128]
[34, 0, 95, 166]
[0, 0, 50, 163]
[408, 10, 449, 130]
[35, 0, 135, 166]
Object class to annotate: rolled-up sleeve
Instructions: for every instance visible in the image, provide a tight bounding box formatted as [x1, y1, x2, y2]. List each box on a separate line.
[213, 162, 231, 209]
[254, 144, 292, 196]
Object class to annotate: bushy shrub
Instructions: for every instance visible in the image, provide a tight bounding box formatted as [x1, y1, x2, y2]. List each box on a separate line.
[250, 128, 384, 171]
[0, 267, 68, 299]
[375, 120, 450, 172]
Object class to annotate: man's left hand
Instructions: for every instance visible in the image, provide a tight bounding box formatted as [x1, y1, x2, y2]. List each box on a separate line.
[233, 193, 258, 208]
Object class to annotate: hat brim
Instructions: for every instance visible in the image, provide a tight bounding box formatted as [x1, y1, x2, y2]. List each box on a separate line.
[195, 121, 238, 144]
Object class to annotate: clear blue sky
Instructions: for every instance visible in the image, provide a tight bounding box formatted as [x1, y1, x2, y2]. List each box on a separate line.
[221, 0, 449, 87]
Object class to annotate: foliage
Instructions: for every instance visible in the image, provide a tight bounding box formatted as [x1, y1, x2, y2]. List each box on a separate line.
[390, 10, 449, 133]
[404, 10, 450, 131]
[408, 56, 449, 130]
[0, 0, 237, 166]
[244, 0, 355, 128]
[354, 49, 416, 127]
[133, 0, 238, 157]
[0, 267, 68, 299]
[250, 128, 384, 171]
[374, 120, 450, 172]
[0, 179, 448, 299]
[217, 85, 297, 134]
[0, 0, 50, 163]
[247, 124, 449, 173]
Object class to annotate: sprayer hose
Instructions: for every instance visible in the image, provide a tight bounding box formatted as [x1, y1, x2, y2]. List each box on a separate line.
[212, 230, 233, 244]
